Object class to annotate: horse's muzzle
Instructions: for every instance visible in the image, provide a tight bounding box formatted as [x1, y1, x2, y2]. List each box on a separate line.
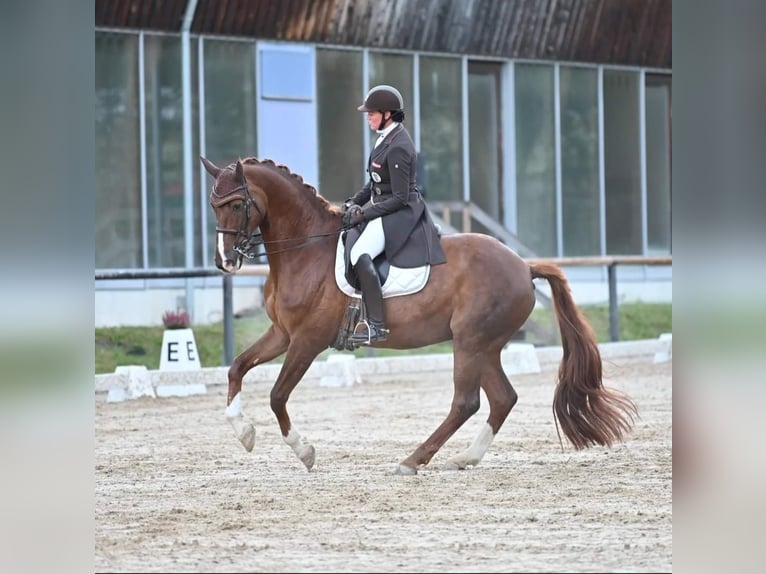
[219, 256, 242, 274]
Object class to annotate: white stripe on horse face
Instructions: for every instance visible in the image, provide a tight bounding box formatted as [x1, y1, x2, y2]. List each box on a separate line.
[217, 232, 226, 263]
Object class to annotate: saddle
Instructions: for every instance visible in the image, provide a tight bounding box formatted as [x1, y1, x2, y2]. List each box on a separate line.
[331, 232, 430, 351]
[333, 234, 430, 300]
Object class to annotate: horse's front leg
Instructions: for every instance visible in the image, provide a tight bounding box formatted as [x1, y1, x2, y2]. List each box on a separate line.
[225, 325, 289, 451]
[270, 341, 326, 471]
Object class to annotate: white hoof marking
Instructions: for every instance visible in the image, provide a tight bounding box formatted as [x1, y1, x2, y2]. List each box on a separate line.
[394, 464, 418, 476]
[443, 460, 464, 471]
[300, 445, 316, 471]
[444, 422, 495, 471]
[239, 423, 255, 452]
[284, 428, 316, 470]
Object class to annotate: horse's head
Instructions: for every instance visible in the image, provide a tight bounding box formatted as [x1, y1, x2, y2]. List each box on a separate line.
[201, 157, 265, 273]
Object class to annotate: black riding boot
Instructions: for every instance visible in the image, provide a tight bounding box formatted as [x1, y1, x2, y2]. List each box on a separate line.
[349, 254, 388, 345]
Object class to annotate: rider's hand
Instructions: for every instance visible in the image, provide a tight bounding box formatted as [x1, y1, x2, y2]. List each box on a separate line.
[342, 205, 365, 227]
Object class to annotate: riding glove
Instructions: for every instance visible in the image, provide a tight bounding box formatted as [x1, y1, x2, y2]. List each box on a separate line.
[342, 205, 365, 227]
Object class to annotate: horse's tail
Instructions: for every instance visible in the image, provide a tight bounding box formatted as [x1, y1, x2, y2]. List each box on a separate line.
[529, 261, 638, 449]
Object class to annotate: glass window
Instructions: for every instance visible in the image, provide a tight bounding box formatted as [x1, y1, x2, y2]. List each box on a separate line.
[419, 56, 463, 202]
[144, 35, 185, 268]
[203, 39, 257, 263]
[560, 66, 600, 256]
[604, 70, 642, 255]
[261, 48, 312, 100]
[368, 53, 414, 153]
[645, 74, 672, 254]
[317, 49, 363, 201]
[95, 32, 142, 269]
[469, 61, 503, 234]
[515, 64, 556, 256]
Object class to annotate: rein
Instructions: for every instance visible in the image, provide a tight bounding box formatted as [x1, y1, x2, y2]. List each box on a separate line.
[233, 227, 346, 260]
[210, 166, 348, 260]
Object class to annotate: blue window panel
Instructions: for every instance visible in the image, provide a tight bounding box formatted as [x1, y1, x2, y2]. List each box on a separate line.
[257, 44, 317, 189]
[258, 99, 318, 189]
[261, 48, 313, 100]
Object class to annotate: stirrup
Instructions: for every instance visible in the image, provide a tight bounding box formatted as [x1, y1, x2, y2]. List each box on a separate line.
[349, 320, 388, 345]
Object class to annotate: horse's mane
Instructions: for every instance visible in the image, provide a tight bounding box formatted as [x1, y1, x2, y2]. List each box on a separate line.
[239, 157, 338, 213]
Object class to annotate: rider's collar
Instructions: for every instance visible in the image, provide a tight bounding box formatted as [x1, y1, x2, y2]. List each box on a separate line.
[376, 121, 400, 137]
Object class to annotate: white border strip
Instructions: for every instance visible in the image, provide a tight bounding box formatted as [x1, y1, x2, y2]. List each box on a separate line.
[96, 337, 670, 397]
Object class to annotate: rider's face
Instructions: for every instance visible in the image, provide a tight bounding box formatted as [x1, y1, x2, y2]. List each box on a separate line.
[366, 110, 386, 130]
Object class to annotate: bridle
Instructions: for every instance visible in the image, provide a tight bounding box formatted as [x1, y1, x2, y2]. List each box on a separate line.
[209, 166, 346, 260]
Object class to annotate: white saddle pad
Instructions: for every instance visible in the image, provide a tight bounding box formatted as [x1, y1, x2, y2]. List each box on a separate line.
[334, 235, 430, 299]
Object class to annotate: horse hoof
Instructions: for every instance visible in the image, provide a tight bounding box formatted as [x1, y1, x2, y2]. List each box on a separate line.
[300, 445, 316, 471]
[239, 424, 255, 452]
[443, 460, 464, 471]
[394, 464, 417, 476]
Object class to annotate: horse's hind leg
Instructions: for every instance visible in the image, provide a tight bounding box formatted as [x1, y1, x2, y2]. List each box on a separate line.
[396, 352, 483, 475]
[225, 325, 289, 451]
[444, 353, 517, 470]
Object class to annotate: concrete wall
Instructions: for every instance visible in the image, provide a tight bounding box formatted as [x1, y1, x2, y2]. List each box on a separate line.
[95, 285, 264, 327]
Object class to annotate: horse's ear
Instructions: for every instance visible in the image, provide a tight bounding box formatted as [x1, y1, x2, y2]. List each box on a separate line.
[200, 156, 221, 179]
[235, 159, 244, 180]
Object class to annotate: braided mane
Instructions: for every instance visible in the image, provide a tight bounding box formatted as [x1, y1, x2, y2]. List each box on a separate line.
[240, 157, 336, 211]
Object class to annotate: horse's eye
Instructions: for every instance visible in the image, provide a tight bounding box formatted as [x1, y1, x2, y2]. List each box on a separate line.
[232, 202, 243, 212]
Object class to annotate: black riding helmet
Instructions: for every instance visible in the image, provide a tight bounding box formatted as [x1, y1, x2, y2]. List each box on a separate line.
[357, 85, 405, 129]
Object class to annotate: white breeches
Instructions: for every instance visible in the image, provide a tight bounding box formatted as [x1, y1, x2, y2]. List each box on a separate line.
[350, 217, 385, 265]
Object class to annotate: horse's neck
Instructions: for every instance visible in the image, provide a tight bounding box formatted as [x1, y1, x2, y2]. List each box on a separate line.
[261, 199, 331, 241]
[261, 211, 336, 282]
[251, 168, 336, 267]
[251, 168, 328, 236]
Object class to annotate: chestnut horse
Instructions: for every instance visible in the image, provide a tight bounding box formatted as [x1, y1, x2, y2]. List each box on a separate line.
[201, 156, 637, 475]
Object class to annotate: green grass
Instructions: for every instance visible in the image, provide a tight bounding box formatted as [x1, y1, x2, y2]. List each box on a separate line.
[95, 302, 671, 374]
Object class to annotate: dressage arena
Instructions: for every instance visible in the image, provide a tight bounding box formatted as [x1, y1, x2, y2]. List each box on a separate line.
[95, 346, 672, 573]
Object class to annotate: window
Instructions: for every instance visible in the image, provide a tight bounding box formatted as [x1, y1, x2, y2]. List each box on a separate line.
[604, 70, 641, 255]
[317, 49, 363, 201]
[560, 66, 600, 256]
[469, 61, 503, 233]
[515, 64, 556, 256]
[645, 74, 672, 254]
[95, 32, 141, 269]
[419, 56, 463, 202]
[368, 52, 414, 153]
[257, 44, 317, 191]
[261, 48, 313, 100]
[144, 34, 187, 268]
[203, 39, 256, 264]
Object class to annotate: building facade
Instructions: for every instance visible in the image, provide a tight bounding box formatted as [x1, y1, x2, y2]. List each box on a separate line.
[95, 0, 671, 326]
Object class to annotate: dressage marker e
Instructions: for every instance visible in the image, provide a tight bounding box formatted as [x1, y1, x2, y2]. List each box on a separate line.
[201, 156, 637, 475]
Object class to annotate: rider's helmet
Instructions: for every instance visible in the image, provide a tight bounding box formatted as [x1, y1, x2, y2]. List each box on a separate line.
[357, 85, 404, 113]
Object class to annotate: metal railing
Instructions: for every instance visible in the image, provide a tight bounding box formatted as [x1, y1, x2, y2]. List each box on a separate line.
[96, 253, 670, 365]
[96, 265, 269, 365]
[525, 255, 672, 342]
[428, 201, 671, 339]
